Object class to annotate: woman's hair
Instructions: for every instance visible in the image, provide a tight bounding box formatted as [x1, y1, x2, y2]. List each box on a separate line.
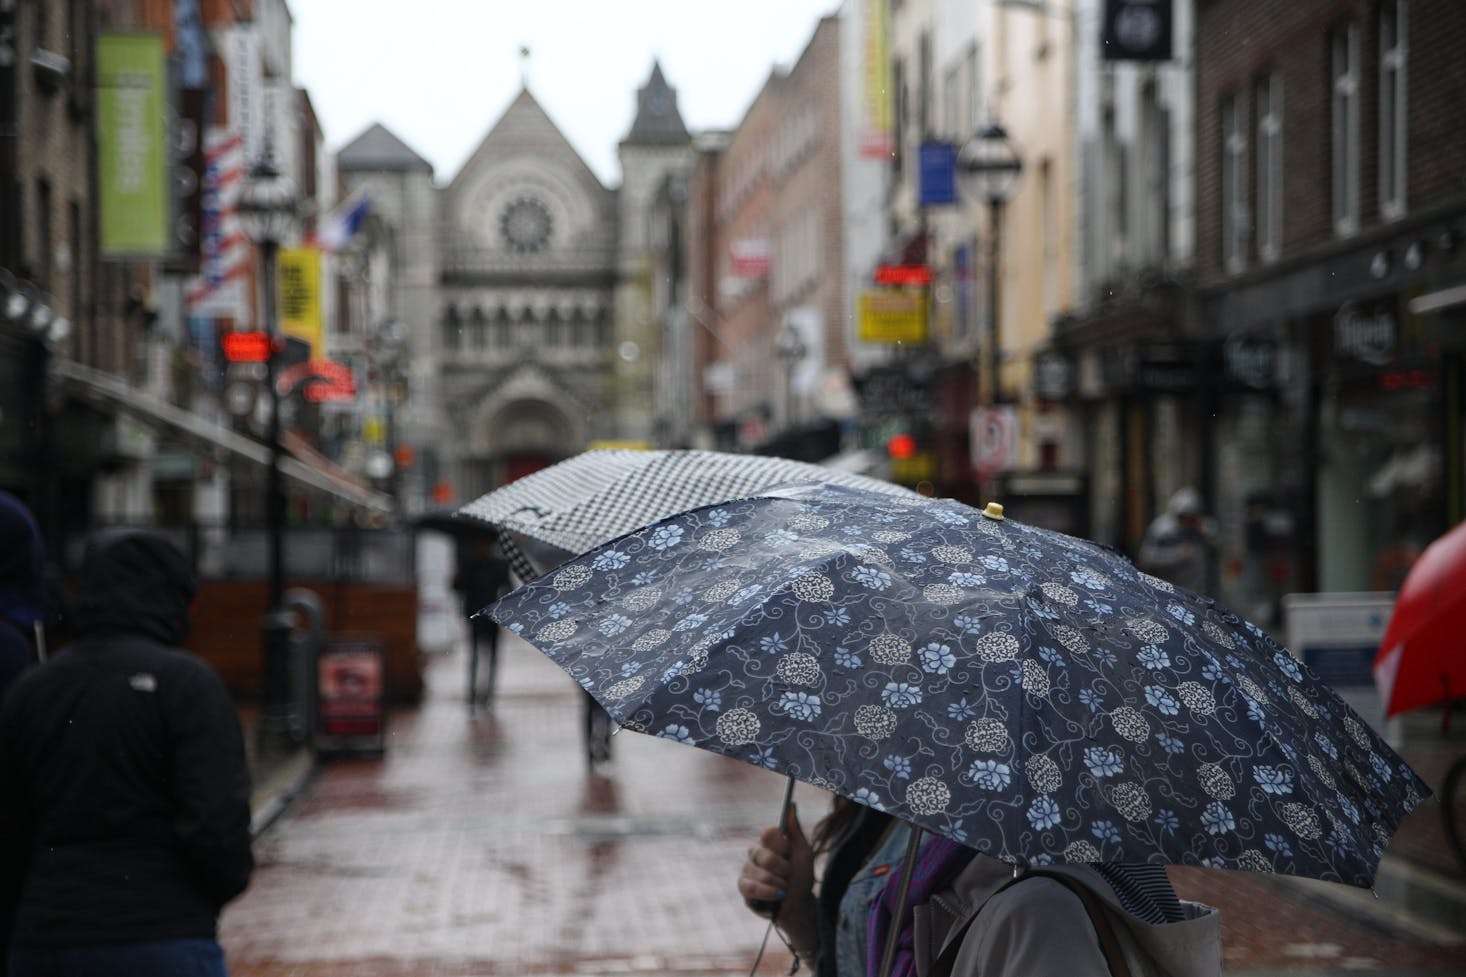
[811, 795, 862, 855]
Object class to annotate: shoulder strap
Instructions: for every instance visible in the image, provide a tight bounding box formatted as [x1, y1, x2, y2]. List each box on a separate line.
[928, 869, 1135, 977]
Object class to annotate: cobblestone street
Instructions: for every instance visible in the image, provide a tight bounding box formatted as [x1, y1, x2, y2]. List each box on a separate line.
[222, 634, 1466, 977]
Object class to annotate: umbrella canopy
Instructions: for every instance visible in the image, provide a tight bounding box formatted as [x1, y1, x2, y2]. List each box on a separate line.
[491, 483, 1428, 888]
[410, 509, 498, 540]
[456, 449, 920, 581]
[1374, 519, 1466, 717]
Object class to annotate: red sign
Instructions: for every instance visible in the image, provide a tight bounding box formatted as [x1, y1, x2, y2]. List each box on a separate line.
[316, 635, 386, 755]
[730, 239, 771, 279]
[278, 359, 358, 402]
[222, 330, 270, 362]
[874, 264, 932, 287]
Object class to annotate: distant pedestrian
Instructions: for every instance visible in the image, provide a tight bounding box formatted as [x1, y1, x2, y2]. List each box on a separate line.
[453, 536, 513, 707]
[1138, 487, 1215, 595]
[0, 492, 44, 702]
[0, 528, 254, 977]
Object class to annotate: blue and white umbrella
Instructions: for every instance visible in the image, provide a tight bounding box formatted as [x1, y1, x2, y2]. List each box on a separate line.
[491, 482, 1428, 887]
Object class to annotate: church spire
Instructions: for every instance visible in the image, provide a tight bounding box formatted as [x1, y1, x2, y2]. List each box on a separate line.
[623, 59, 690, 146]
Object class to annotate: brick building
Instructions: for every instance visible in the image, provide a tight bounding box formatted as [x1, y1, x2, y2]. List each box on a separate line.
[1195, 0, 1466, 625]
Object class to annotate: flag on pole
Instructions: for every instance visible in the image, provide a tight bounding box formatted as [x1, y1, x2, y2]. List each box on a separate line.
[311, 192, 371, 252]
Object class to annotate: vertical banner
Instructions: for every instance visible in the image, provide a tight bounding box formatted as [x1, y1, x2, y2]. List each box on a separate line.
[226, 26, 263, 162]
[277, 246, 323, 358]
[860, 0, 893, 157]
[97, 34, 169, 256]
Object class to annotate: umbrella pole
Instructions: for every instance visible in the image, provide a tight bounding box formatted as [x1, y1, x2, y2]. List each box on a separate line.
[876, 825, 925, 977]
[748, 776, 799, 919]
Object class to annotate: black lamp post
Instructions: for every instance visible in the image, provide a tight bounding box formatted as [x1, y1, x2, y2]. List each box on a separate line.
[774, 319, 808, 432]
[958, 124, 1023, 405]
[236, 149, 298, 751]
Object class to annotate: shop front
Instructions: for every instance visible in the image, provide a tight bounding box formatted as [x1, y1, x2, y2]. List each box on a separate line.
[1203, 212, 1466, 621]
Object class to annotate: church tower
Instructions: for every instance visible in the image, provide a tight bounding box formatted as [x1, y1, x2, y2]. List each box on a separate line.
[611, 62, 693, 443]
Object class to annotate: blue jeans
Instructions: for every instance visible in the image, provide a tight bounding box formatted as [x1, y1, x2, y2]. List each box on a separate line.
[7, 939, 228, 977]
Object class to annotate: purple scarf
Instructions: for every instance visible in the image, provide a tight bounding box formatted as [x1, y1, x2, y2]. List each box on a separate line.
[864, 834, 973, 977]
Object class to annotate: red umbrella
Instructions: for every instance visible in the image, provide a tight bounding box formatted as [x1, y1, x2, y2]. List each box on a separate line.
[1374, 519, 1466, 718]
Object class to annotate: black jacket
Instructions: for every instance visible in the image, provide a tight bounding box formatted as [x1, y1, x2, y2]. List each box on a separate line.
[0, 529, 254, 947]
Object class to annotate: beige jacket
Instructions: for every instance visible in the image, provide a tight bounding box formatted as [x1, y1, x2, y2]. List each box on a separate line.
[911, 857, 1221, 977]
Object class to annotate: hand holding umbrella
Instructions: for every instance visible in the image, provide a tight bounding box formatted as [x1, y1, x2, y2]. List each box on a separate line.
[738, 803, 820, 962]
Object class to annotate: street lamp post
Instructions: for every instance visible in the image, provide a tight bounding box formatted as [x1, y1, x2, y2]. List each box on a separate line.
[237, 150, 299, 752]
[774, 320, 808, 432]
[958, 124, 1023, 404]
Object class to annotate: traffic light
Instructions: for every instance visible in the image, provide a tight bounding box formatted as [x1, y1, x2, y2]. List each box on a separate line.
[887, 432, 917, 460]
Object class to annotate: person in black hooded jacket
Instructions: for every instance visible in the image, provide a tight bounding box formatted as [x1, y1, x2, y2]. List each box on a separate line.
[0, 529, 254, 977]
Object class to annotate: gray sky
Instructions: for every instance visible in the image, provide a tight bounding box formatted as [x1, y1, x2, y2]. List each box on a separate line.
[291, 0, 841, 188]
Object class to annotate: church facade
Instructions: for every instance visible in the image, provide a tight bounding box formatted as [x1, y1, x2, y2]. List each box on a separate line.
[338, 65, 692, 505]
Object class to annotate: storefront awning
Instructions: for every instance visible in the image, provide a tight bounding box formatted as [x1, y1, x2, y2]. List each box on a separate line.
[1409, 282, 1466, 316]
[52, 359, 393, 513]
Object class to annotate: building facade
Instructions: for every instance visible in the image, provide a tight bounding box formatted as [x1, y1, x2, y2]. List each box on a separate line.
[1196, 0, 1466, 624]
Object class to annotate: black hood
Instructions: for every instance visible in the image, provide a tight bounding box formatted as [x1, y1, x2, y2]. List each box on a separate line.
[74, 529, 197, 645]
[0, 490, 45, 633]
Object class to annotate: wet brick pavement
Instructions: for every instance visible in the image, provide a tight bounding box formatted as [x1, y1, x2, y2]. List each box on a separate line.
[223, 633, 1466, 977]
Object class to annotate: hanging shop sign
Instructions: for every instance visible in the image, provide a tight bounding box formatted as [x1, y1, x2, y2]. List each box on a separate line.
[858, 289, 928, 344]
[874, 264, 933, 287]
[1102, 0, 1173, 62]
[1032, 351, 1076, 401]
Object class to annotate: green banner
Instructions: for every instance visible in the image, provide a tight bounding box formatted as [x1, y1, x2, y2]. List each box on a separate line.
[97, 34, 169, 256]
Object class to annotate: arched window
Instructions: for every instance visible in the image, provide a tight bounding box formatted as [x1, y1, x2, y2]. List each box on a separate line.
[471, 307, 488, 349]
[441, 306, 461, 351]
[493, 306, 511, 348]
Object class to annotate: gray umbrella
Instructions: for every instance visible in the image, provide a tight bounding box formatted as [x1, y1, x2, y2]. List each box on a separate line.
[455, 448, 920, 581]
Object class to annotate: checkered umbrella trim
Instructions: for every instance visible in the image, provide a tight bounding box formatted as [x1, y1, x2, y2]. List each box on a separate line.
[457, 449, 919, 581]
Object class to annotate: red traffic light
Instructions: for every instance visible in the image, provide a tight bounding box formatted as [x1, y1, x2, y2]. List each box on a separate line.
[887, 433, 917, 459]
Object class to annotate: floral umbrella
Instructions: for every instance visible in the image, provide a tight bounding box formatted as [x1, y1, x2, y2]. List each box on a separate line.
[490, 483, 1429, 888]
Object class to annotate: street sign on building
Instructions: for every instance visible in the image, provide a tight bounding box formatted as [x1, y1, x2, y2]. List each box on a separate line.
[918, 141, 959, 206]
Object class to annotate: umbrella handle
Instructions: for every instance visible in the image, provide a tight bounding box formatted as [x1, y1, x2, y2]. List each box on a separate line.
[748, 775, 797, 917]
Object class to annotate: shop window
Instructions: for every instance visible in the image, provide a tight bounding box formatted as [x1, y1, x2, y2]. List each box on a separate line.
[1255, 71, 1282, 262]
[1331, 21, 1361, 235]
[1379, 1, 1407, 219]
[1221, 94, 1247, 273]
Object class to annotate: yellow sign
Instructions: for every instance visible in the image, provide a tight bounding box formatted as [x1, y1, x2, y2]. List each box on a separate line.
[858, 289, 928, 344]
[277, 247, 323, 357]
[587, 440, 653, 451]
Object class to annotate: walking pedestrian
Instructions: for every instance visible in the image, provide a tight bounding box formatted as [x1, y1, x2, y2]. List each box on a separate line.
[738, 796, 1220, 977]
[0, 528, 254, 977]
[453, 536, 513, 707]
[1137, 487, 1215, 595]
